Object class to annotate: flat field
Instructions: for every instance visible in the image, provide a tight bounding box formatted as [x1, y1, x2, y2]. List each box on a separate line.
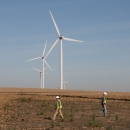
[0, 88, 130, 130]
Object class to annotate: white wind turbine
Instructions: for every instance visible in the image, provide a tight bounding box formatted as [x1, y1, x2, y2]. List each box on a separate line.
[45, 11, 83, 89]
[63, 78, 69, 89]
[32, 67, 47, 89]
[32, 67, 42, 89]
[27, 41, 52, 89]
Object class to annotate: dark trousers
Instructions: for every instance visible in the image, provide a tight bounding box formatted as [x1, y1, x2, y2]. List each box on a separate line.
[101, 103, 107, 116]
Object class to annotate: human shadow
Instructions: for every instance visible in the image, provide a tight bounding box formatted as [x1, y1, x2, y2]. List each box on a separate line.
[44, 117, 52, 120]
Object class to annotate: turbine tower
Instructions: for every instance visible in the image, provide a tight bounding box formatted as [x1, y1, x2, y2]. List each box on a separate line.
[32, 67, 42, 89]
[32, 67, 47, 89]
[45, 11, 83, 89]
[27, 41, 52, 89]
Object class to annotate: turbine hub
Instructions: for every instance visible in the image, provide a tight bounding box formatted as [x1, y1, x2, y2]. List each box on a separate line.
[59, 35, 63, 40]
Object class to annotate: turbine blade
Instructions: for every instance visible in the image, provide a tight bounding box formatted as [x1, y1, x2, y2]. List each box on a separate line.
[26, 57, 41, 62]
[44, 60, 52, 71]
[44, 67, 47, 70]
[42, 41, 47, 57]
[45, 39, 59, 59]
[32, 67, 41, 72]
[63, 36, 84, 42]
[49, 10, 60, 37]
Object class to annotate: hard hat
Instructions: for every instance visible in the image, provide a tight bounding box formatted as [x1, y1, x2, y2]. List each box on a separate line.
[103, 92, 107, 95]
[56, 96, 60, 99]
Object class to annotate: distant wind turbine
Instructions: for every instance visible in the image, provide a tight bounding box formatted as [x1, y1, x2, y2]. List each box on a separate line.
[32, 67, 47, 89]
[63, 78, 69, 89]
[26, 41, 52, 89]
[45, 11, 83, 89]
[32, 67, 42, 89]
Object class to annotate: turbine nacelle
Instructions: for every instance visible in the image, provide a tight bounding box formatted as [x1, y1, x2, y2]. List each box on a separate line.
[59, 35, 63, 40]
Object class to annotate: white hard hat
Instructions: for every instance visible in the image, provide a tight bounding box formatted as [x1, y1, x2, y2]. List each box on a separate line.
[56, 96, 60, 99]
[103, 92, 107, 95]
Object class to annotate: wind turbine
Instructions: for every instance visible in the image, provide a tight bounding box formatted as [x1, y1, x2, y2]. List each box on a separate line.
[26, 41, 52, 89]
[45, 11, 83, 89]
[63, 78, 69, 89]
[32, 67, 47, 89]
[32, 67, 42, 89]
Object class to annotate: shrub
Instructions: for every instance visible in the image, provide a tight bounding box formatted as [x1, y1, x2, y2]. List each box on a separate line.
[16, 97, 32, 102]
[106, 125, 112, 130]
[37, 111, 44, 115]
[3, 103, 9, 110]
[69, 117, 74, 122]
[5, 119, 13, 122]
[88, 121, 102, 127]
[115, 114, 119, 121]
[92, 114, 96, 122]
[50, 122, 54, 128]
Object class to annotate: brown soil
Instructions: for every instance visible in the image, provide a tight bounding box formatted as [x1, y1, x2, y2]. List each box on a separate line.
[0, 88, 130, 130]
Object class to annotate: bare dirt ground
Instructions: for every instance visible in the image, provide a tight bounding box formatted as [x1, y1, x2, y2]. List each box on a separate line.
[0, 88, 130, 130]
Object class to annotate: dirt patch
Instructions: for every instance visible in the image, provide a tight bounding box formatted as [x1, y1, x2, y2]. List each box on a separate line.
[0, 89, 130, 130]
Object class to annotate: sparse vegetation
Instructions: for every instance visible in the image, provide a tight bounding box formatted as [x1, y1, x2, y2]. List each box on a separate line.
[0, 89, 130, 129]
[69, 117, 74, 122]
[106, 125, 112, 130]
[50, 122, 55, 128]
[37, 111, 44, 115]
[92, 114, 96, 122]
[16, 97, 32, 102]
[85, 114, 103, 127]
[3, 103, 10, 110]
[115, 114, 119, 121]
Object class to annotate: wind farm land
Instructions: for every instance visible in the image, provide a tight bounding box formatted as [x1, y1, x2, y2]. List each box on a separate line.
[0, 88, 130, 130]
[1, 1, 130, 130]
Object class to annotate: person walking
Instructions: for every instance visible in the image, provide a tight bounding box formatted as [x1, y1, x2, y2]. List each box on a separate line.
[53, 96, 64, 121]
[101, 92, 107, 116]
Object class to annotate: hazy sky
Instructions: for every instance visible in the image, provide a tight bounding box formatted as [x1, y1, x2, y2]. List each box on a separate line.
[0, 0, 130, 92]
